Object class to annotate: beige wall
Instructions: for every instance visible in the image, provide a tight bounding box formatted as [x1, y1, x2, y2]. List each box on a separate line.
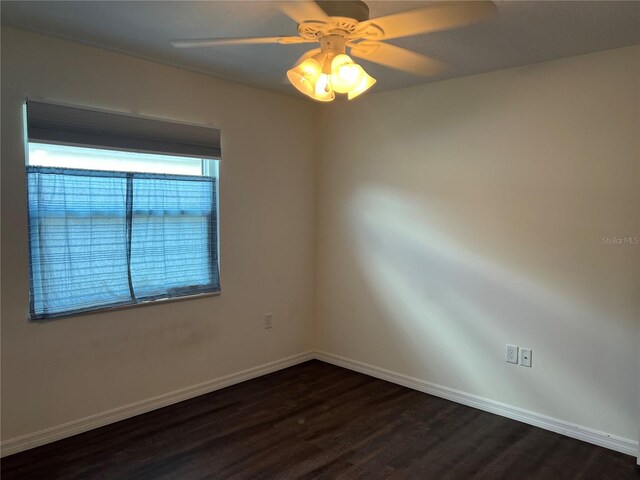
[316, 46, 639, 441]
[2, 26, 638, 450]
[1, 27, 317, 441]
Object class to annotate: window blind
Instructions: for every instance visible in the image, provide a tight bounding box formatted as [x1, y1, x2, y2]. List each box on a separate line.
[26, 100, 221, 159]
[27, 167, 220, 320]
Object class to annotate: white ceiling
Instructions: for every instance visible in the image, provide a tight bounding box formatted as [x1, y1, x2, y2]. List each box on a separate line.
[2, 1, 639, 96]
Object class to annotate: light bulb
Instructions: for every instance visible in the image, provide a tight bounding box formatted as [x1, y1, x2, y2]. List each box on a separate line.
[313, 73, 335, 102]
[330, 54, 363, 94]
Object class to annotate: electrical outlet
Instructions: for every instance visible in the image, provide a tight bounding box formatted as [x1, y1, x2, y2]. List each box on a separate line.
[520, 348, 532, 367]
[506, 344, 518, 364]
[264, 313, 273, 330]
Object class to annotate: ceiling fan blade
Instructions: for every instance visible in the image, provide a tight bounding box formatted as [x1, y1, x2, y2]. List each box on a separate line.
[350, 41, 445, 76]
[171, 36, 313, 48]
[277, 1, 330, 24]
[360, 1, 496, 40]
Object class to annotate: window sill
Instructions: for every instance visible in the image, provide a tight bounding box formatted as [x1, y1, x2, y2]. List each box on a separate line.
[30, 290, 222, 323]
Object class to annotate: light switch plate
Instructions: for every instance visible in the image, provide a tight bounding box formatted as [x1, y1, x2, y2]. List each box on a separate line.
[520, 348, 532, 367]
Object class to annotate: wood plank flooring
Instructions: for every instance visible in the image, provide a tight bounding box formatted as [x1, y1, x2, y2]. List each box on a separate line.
[2, 360, 638, 479]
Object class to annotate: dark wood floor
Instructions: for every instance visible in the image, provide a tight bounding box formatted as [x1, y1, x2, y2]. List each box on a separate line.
[2, 360, 638, 479]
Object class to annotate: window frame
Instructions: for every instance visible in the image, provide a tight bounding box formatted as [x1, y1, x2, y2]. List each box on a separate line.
[23, 100, 222, 321]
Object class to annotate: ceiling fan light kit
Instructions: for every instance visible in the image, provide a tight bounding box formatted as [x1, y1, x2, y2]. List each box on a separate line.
[172, 1, 497, 102]
[287, 34, 376, 102]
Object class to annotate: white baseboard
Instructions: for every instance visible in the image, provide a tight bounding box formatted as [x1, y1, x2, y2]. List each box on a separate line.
[315, 351, 638, 457]
[3, 349, 637, 460]
[0, 351, 314, 458]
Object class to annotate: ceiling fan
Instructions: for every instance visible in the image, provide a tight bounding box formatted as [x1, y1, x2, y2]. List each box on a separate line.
[172, 1, 497, 102]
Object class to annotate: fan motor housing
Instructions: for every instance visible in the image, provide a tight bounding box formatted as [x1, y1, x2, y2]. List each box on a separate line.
[320, 34, 346, 53]
[317, 1, 370, 22]
[297, 1, 383, 42]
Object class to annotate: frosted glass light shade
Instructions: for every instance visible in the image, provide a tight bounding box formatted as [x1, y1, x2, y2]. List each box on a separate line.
[347, 70, 376, 100]
[287, 57, 322, 98]
[287, 53, 335, 102]
[330, 54, 364, 94]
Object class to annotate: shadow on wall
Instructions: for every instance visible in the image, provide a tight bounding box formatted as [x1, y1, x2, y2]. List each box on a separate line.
[339, 186, 633, 431]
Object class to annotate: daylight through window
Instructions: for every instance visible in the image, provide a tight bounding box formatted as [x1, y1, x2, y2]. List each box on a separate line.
[25, 101, 221, 320]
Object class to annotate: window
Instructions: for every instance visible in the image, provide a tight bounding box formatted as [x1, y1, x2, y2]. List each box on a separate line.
[25, 101, 221, 320]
